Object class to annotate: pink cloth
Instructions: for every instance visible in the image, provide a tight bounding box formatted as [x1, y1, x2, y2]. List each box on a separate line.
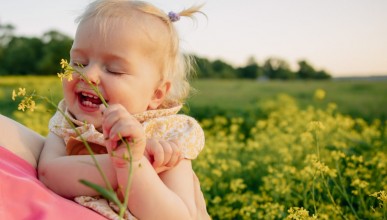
[0, 146, 106, 220]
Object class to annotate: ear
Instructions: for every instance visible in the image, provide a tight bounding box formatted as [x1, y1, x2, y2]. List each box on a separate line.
[148, 81, 171, 110]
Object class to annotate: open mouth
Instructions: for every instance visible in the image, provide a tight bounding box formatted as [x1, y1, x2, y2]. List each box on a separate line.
[77, 91, 106, 108]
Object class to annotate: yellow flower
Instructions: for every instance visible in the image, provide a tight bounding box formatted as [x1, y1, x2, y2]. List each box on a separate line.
[308, 121, 325, 131]
[67, 73, 73, 81]
[60, 58, 68, 68]
[29, 100, 36, 112]
[370, 190, 387, 203]
[351, 178, 369, 189]
[58, 59, 74, 82]
[57, 72, 72, 82]
[15, 95, 36, 112]
[12, 89, 17, 100]
[314, 89, 326, 100]
[287, 207, 317, 219]
[17, 87, 26, 96]
[230, 178, 246, 192]
[18, 102, 26, 111]
[57, 72, 64, 81]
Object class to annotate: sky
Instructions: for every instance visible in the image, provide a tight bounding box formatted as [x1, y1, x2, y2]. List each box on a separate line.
[1, 0, 386, 77]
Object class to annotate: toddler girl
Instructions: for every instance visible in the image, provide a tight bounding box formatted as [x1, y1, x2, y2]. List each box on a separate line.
[38, 0, 209, 219]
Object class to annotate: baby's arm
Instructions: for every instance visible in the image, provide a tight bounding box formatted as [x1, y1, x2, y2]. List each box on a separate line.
[38, 132, 117, 198]
[103, 105, 201, 219]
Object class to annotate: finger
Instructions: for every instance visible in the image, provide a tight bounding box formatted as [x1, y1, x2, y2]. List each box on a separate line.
[105, 138, 117, 152]
[159, 140, 173, 167]
[102, 105, 128, 137]
[108, 119, 141, 143]
[164, 141, 181, 167]
[150, 140, 165, 168]
[102, 105, 137, 142]
[144, 140, 153, 162]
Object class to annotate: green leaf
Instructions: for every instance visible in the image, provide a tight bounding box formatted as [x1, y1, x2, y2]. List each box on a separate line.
[79, 179, 123, 208]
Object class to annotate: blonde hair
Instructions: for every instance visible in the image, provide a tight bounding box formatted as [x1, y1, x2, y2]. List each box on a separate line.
[75, 0, 203, 108]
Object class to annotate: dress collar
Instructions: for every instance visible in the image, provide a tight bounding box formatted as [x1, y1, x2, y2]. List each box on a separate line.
[59, 100, 183, 126]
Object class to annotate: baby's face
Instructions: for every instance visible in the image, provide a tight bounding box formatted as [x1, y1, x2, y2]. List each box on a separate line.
[63, 17, 165, 128]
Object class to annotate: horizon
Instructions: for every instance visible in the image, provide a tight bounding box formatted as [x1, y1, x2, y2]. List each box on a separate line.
[0, 0, 386, 77]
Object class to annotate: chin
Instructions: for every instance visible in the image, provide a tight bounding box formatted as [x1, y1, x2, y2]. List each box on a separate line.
[80, 116, 101, 128]
[70, 110, 102, 129]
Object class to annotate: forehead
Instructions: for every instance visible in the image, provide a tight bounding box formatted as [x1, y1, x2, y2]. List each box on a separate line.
[76, 10, 170, 53]
[72, 13, 170, 77]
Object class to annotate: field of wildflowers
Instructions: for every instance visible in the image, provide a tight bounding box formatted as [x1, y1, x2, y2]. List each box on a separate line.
[1, 76, 386, 219]
[195, 94, 386, 219]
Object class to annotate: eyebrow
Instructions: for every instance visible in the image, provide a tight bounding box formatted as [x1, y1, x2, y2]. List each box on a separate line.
[104, 53, 130, 64]
[69, 48, 86, 56]
[70, 49, 131, 66]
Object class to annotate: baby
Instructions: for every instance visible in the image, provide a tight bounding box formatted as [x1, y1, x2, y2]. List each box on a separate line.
[38, 0, 209, 219]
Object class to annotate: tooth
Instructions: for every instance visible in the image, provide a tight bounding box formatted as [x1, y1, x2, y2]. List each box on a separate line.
[81, 92, 99, 100]
[82, 100, 98, 108]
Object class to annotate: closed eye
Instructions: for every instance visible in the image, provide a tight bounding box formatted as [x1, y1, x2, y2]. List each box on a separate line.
[70, 59, 88, 68]
[108, 70, 126, 75]
[74, 62, 88, 68]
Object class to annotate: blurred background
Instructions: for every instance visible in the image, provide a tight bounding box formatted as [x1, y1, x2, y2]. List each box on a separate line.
[1, 1, 387, 219]
[1, 0, 387, 77]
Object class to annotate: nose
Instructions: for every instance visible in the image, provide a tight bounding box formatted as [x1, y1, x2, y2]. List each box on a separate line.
[81, 64, 101, 85]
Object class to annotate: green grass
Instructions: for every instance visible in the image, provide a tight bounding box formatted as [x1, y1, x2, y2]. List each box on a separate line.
[188, 79, 387, 122]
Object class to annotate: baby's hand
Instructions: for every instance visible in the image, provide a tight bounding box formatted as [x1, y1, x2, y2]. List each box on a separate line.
[101, 104, 145, 167]
[145, 139, 183, 172]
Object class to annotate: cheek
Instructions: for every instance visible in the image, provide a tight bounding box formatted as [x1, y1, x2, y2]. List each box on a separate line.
[62, 81, 76, 99]
[62, 81, 71, 92]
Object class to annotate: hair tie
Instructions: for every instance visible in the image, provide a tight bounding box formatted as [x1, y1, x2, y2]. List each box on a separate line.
[168, 11, 180, 22]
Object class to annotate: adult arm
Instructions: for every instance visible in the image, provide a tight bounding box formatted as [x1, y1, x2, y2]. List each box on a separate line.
[0, 114, 44, 168]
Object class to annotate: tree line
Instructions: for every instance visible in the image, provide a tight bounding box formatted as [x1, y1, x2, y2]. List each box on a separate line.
[0, 23, 331, 79]
[194, 56, 331, 80]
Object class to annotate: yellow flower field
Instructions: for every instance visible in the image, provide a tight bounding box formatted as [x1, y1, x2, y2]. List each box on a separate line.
[194, 94, 386, 219]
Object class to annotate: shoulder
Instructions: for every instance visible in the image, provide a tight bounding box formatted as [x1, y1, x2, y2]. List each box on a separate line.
[144, 114, 205, 160]
[145, 113, 201, 128]
[143, 114, 204, 139]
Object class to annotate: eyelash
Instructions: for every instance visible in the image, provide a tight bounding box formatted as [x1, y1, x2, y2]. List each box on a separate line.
[107, 70, 125, 75]
[70, 60, 126, 75]
[71, 60, 88, 68]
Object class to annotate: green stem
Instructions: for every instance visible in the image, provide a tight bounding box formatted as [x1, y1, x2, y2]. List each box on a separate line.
[312, 172, 317, 215]
[118, 137, 134, 219]
[321, 174, 349, 220]
[329, 176, 360, 219]
[313, 129, 320, 159]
